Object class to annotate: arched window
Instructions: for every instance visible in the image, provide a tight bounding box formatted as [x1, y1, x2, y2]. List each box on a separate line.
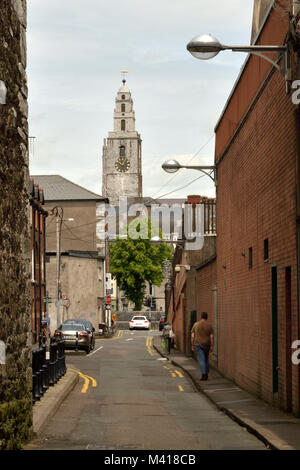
[121, 119, 126, 131]
[121, 103, 125, 113]
[122, 95, 125, 99]
[120, 145, 125, 156]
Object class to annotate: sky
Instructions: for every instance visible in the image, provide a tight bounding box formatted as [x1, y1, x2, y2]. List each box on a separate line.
[28, 1, 254, 200]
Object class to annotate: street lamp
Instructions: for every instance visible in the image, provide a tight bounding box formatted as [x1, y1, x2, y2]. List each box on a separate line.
[162, 159, 216, 184]
[186, 34, 291, 87]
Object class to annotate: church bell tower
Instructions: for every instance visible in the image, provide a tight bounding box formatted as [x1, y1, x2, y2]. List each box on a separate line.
[102, 80, 143, 206]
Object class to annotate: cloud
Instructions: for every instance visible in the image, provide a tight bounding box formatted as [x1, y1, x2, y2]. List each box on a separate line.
[27, 1, 253, 200]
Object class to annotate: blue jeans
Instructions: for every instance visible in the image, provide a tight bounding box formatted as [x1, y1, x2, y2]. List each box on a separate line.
[195, 345, 210, 375]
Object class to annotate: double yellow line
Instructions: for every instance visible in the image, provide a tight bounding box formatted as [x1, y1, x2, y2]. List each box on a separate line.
[96, 330, 123, 341]
[69, 368, 97, 394]
[146, 336, 154, 356]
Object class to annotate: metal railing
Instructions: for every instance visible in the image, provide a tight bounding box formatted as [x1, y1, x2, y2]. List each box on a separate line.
[32, 337, 66, 404]
[204, 201, 216, 235]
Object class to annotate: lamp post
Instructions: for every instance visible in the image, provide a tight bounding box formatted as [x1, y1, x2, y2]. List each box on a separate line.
[186, 34, 291, 91]
[162, 159, 216, 184]
[50, 206, 74, 328]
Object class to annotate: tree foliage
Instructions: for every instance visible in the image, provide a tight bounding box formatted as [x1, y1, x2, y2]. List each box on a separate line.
[110, 218, 172, 310]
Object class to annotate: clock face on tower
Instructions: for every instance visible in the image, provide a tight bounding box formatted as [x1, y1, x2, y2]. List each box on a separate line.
[115, 156, 130, 173]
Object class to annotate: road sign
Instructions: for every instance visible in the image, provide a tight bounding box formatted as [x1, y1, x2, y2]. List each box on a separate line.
[43, 297, 53, 304]
[62, 294, 71, 309]
[105, 304, 111, 310]
[106, 295, 111, 304]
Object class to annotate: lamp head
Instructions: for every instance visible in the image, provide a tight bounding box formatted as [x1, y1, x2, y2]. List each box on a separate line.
[162, 159, 181, 174]
[187, 34, 223, 60]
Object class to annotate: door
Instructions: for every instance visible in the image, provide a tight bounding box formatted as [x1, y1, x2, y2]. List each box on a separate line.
[271, 266, 279, 394]
[285, 267, 292, 411]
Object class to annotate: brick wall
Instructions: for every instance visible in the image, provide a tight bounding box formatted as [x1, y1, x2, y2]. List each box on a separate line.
[215, 9, 299, 413]
[195, 260, 217, 324]
[0, 0, 32, 449]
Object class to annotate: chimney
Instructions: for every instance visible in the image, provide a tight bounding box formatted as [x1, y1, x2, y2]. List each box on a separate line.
[186, 195, 202, 206]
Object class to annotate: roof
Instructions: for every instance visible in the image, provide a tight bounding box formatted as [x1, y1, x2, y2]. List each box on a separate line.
[31, 175, 106, 202]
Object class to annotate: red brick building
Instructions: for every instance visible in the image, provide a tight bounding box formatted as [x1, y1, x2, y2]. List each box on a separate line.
[167, 195, 217, 356]
[215, 4, 300, 414]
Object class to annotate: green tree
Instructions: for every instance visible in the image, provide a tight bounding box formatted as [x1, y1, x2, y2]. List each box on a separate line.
[110, 218, 172, 310]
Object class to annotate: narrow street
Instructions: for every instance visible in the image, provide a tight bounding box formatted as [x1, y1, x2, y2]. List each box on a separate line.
[26, 330, 266, 451]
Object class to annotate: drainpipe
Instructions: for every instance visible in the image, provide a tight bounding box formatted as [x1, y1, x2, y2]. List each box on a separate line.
[296, 81, 300, 416]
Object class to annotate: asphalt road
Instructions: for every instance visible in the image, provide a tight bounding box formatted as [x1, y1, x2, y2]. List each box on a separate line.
[26, 330, 266, 450]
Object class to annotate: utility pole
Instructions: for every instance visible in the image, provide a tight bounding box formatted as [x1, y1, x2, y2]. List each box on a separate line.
[50, 206, 64, 329]
[56, 207, 63, 303]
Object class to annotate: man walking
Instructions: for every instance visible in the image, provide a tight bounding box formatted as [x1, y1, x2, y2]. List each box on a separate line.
[191, 312, 214, 381]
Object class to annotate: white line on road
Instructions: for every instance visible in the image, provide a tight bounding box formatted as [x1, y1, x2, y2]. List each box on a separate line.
[87, 346, 103, 357]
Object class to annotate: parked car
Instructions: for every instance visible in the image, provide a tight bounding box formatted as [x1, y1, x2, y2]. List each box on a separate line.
[129, 315, 150, 330]
[159, 314, 167, 331]
[54, 323, 92, 354]
[64, 319, 95, 350]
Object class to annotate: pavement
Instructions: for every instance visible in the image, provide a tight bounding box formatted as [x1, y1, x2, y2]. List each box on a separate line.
[152, 335, 300, 451]
[32, 369, 79, 435]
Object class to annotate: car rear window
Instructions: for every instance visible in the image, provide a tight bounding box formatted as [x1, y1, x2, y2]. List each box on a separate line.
[61, 324, 84, 331]
[132, 316, 147, 320]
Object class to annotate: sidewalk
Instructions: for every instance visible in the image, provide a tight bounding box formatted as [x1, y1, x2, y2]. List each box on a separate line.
[32, 369, 79, 435]
[152, 335, 300, 451]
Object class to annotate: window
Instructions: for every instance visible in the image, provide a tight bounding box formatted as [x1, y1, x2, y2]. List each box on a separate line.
[121, 119, 126, 131]
[264, 238, 269, 261]
[119, 145, 125, 156]
[249, 247, 253, 269]
[121, 103, 125, 112]
[121, 94, 125, 99]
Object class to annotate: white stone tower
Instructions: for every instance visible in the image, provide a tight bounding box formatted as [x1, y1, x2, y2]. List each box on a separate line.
[102, 80, 143, 206]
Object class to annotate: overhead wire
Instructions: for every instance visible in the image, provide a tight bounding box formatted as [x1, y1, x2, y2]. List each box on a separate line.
[150, 134, 214, 200]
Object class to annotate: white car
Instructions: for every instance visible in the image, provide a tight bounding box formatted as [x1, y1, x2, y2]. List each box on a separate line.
[129, 315, 150, 330]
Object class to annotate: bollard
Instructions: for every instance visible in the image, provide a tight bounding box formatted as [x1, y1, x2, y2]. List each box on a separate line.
[32, 348, 41, 402]
[41, 345, 49, 393]
[49, 339, 56, 386]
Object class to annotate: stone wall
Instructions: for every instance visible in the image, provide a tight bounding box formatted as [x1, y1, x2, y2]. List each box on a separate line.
[0, 0, 32, 449]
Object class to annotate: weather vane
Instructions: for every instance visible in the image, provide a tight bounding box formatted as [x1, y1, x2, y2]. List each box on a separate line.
[120, 70, 129, 84]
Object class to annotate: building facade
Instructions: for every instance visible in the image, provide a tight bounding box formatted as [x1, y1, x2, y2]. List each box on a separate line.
[29, 179, 48, 346]
[0, 0, 33, 450]
[32, 175, 108, 332]
[166, 195, 217, 355]
[214, 3, 300, 414]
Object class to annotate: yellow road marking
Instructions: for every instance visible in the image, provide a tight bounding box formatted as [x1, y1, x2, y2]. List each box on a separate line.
[146, 337, 155, 356]
[175, 370, 184, 378]
[96, 330, 123, 341]
[82, 373, 97, 387]
[69, 368, 97, 393]
[178, 386, 184, 392]
[171, 372, 176, 378]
